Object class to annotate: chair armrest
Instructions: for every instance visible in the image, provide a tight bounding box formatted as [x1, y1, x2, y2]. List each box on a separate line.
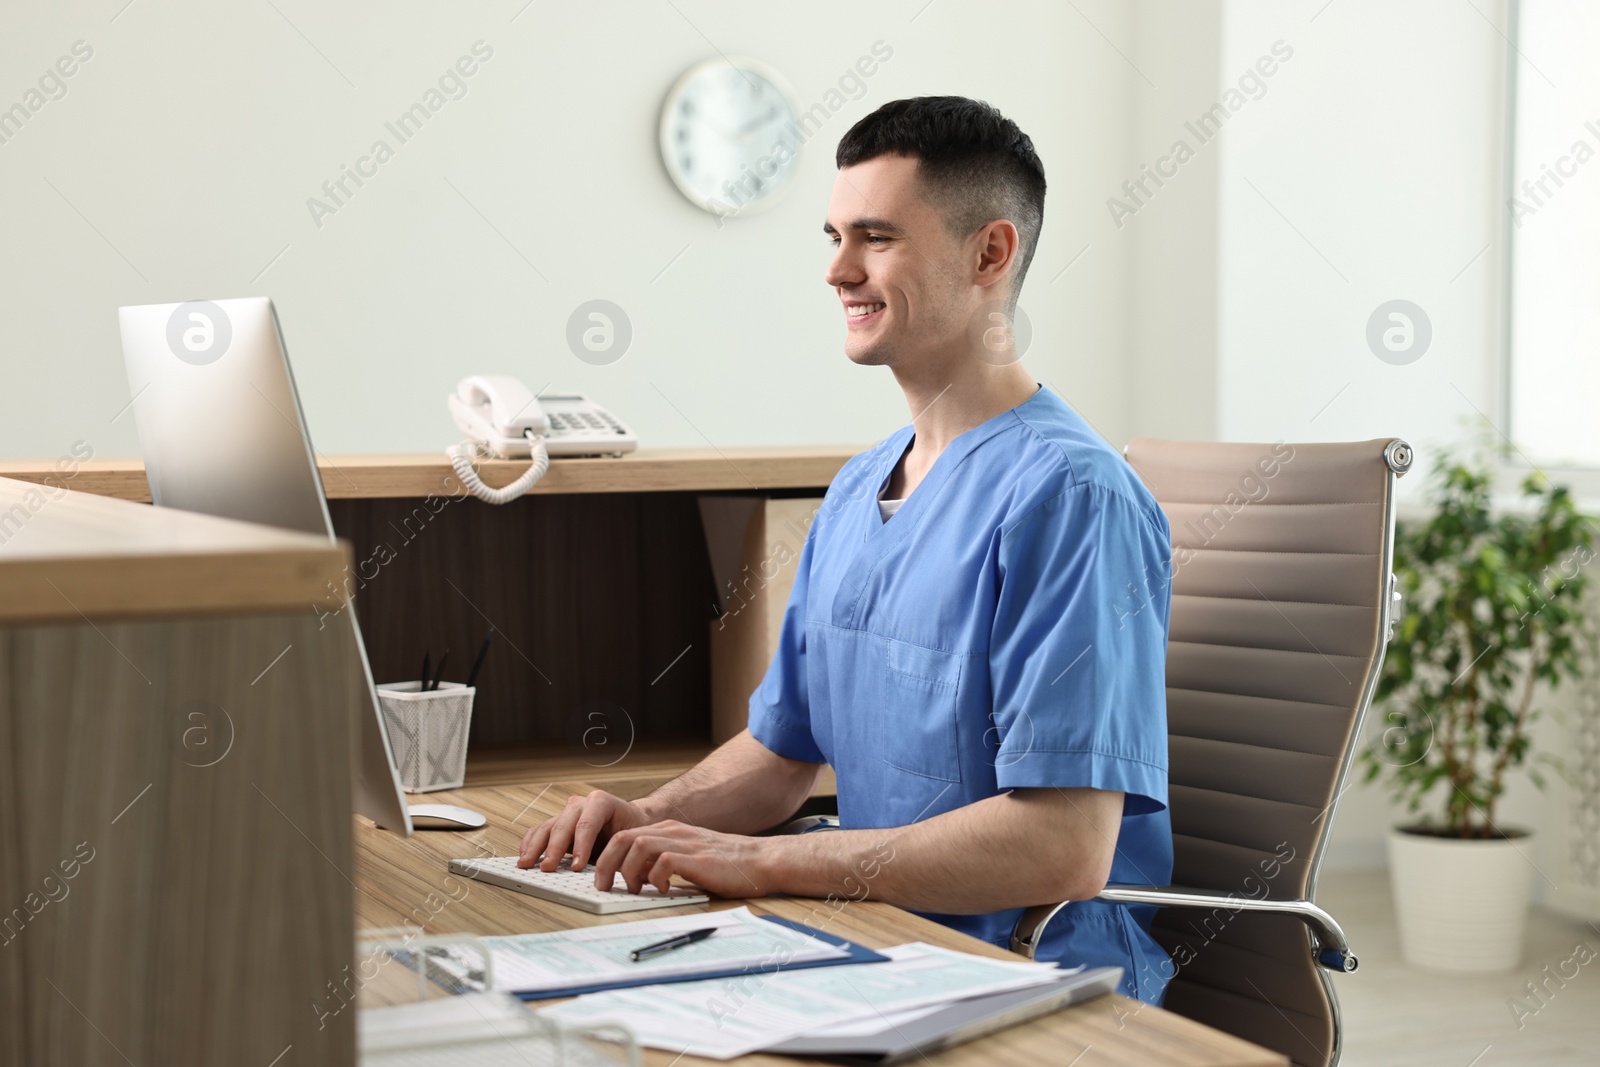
[1011, 885, 1358, 974]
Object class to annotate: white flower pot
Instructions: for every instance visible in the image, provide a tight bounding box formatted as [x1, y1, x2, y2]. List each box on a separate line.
[1387, 827, 1536, 972]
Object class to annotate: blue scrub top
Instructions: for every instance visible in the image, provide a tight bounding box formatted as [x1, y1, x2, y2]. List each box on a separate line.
[748, 385, 1176, 1004]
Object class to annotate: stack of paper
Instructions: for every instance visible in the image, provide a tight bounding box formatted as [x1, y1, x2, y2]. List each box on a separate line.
[430, 907, 848, 997]
[539, 941, 1080, 1060]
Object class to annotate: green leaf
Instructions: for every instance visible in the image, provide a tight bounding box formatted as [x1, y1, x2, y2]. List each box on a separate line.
[1362, 435, 1598, 827]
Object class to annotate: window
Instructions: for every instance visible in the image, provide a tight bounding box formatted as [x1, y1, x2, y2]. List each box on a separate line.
[1507, 0, 1600, 467]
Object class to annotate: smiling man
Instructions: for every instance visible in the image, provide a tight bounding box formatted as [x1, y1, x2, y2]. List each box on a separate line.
[520, 96, 1175, 1004]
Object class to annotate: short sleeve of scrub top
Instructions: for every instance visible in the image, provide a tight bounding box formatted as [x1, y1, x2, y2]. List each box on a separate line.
[987, 483, 1170, 813]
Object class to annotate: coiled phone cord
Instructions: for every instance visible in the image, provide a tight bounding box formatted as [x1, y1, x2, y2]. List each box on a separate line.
[446, 431, 550, 504]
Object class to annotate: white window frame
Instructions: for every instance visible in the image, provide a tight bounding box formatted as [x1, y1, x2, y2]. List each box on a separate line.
[1500, 0, 1600, 505]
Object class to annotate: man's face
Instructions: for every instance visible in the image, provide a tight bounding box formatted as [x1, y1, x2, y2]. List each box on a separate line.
[823, 154, 974, 369]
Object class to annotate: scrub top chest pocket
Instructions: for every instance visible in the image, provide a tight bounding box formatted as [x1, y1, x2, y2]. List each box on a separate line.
[875, 634, 964, 783]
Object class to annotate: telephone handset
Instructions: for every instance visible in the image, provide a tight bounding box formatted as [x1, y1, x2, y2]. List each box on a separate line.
[447, 376, 637, 504]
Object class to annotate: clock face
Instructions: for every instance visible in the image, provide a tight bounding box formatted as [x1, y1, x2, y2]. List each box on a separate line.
[659, 57, 803, 217]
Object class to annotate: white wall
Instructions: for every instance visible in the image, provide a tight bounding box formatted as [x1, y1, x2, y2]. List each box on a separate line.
[1124, 0, 1224, 443]
[0, 0, 1139, 460]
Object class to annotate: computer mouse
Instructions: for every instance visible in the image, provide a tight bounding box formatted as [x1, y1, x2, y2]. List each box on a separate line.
[408, 803, 488, 831]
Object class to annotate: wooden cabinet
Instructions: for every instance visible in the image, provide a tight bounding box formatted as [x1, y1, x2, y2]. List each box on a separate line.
[0, 477, 359, 1066]
[0, 447, 854, 764]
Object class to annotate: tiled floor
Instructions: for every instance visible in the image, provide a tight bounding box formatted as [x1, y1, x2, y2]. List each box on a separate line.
[1317, 869, 1600, 1066]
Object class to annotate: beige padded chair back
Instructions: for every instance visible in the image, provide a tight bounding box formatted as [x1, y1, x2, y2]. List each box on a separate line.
[1124, 437, 1407, 1067]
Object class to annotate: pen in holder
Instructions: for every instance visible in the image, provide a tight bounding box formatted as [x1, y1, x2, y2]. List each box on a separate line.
[375, 681, 475, 792]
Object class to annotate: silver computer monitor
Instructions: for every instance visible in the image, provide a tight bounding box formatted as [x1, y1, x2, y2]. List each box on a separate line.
[118, 295, 413, 836]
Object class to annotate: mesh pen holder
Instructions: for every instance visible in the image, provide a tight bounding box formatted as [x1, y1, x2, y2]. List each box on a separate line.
[376, 681, 475, 793]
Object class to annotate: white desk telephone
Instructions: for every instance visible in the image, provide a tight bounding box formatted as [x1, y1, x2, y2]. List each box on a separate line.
[447, 376, 637, 503]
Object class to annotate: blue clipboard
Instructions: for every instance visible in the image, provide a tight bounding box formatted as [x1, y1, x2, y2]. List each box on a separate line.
[512, 914, 889, 1002]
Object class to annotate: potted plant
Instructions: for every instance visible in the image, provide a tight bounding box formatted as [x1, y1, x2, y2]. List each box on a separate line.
[1362, 447, 1595, 972]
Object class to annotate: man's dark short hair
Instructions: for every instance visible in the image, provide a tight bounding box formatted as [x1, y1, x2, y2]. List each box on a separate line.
[836, 96, 1046, 305]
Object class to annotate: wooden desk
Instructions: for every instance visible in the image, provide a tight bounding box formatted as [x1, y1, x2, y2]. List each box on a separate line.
[354, 773, 1286, 1067]
[0, 446, 859, 503]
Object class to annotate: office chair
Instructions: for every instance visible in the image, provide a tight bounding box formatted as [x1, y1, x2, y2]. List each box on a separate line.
[1010, 437, 1412, 1067]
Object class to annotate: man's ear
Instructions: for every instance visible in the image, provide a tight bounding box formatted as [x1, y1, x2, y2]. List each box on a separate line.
[972, 219, 1020, 292]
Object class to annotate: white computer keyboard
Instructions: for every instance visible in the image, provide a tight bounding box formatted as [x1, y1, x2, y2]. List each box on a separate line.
[447, 856, 710, 914]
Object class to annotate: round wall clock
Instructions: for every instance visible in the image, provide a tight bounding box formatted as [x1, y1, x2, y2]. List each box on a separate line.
[659, 56, 804, 217]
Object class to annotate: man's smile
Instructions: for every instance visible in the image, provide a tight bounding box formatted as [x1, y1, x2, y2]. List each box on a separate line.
[845, 301, 887, 326]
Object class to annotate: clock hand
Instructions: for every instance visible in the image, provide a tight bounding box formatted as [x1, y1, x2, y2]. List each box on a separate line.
[734, 105, 781, 135]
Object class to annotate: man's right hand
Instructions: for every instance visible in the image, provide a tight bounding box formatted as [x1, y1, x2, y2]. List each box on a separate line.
[517, 790, 657, 872]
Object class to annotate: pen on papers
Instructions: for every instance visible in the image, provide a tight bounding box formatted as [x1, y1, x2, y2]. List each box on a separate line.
[628, 927, 718, 962]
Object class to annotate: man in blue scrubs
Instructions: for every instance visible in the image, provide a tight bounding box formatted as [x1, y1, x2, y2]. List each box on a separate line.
[521, 97, 1175, 1003]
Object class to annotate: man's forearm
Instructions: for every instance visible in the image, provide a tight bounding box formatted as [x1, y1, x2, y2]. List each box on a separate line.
[758, 788, 1121, 914]
[637, 729, 822, 834]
